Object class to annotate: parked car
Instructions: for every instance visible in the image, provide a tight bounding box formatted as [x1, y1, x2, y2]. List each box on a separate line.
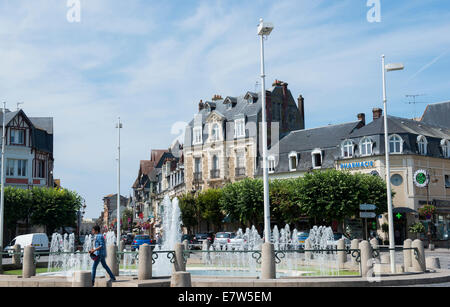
[328, 233, 351, 248]
[124, 233, 134, 245]
[181, 234, 195, 244]
[297, 231, 310, 248]
[131, 235, 153, 251]
[214, 232, 232, 248]
[194, 233, 214, 245]
[4, 233, 49, 255]
[228, 233, 246, 250]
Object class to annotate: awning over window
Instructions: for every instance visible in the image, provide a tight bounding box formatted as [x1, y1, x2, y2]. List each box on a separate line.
[393, 207, 417, 214]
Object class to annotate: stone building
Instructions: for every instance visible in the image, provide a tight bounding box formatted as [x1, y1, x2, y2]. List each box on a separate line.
[265, 103, 450, 246]
[131, 141, 185, 236]
[102, 194, 129, 231]
[183, 80, 305, 193]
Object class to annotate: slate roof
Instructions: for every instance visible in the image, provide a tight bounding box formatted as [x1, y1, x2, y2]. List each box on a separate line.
[349, 116, 450, 139]
[29, 117, 53, 134]
[275, 121, 362, 154]
[421, 101, 450, 129]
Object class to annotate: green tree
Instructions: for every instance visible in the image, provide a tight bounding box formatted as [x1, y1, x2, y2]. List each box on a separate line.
[29, 187, 83, 235]
[219, 178, 264, 227]
[197, 189, 223, 232]
[178, 193, 199, 233]
[295, 170, 389, 224]
[4, 187, 33, 239]
[269, 179, 303, 225]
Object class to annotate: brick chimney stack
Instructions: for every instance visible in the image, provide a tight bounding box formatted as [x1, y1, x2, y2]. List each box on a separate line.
[357, 113, 366, 125]
[211, 95, 223, 101]
[198, 100, 204, 112]
[297, 95, 305, 130]
[372, 108, 383, 120]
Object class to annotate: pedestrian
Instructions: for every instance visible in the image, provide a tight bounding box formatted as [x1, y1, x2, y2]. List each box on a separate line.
[89, 225, 116, 286]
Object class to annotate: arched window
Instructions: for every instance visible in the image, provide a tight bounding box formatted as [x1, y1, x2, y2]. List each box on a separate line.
[441, 139, 450, 158]
[417, 135, 428, 155]
[211, 123, 220, 141]
[342, 140, 354, 158]
[360, 137, 373, 156]
[389, 134, 403, 154]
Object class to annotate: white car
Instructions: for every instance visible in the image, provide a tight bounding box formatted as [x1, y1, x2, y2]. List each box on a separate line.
[4, 233, 49, 254]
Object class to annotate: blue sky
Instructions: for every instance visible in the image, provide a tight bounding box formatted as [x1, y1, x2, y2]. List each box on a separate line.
[0, 0, 449, 218]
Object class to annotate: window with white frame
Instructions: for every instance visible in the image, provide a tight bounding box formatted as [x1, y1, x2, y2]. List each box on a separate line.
[417, 135, 428, 155]
[10, 129, 25, 145]
[341, 140, 354, 158]
[6, 159, 27, 177]
[441, 139, 450, 158]
[389, 134, 403, 154]
[268, 156, 276, 173]
[289, 152, 298, 171]
[211, 123, 220, 142]
[193, 127, 203, 145]
[36, 159, 45, 178]
[360, 137, 373, 156]
[235, 118, 245, 138]
[311, 149, 322, 169]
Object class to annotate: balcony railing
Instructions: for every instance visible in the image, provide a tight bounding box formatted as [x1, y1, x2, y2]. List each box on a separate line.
[235, 167, 246, 177]
[193, 172, 202, 182]
[210, 169, 220, 179]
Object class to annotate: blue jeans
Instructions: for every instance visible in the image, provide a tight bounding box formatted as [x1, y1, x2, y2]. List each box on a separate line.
[91, 256, 116, 283]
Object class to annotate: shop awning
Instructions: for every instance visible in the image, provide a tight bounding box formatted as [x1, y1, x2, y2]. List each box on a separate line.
[393, 207, 417, 214]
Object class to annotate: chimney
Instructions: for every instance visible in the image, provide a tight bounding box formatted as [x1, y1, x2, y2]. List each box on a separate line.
[198, 100, 204, 112]
[272, 79, 283, 87]
[372, 108, 383, 120]
[297, 95, 305, 130]
[212, 94, 223, 101]
[357, 113, 366, 125]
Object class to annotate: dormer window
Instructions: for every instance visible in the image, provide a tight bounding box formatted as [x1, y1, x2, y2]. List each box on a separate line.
[441, 139, 450, 158]
[389, 134, 403, 154]
[235, 118, 245, 138]
[289, 152, 298, 172]
[360, 137, 373, 156]
[312, 149, 323, 169]
[193, 127, 203, 145]
[417, 135, 428, 155]
[268, 156, 276, 173]
[341, 140, 354, 158]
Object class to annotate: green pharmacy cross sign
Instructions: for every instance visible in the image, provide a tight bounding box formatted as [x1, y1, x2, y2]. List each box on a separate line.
[413, 169, 429, 188]
[396, 213, 403, 220]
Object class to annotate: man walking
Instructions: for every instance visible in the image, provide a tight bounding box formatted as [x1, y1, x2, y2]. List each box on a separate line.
[89, 225, 116, 286]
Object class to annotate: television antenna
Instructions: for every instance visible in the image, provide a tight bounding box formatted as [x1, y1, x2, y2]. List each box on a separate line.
[16, 102, 24, 111]
[405, 94, 428, 119]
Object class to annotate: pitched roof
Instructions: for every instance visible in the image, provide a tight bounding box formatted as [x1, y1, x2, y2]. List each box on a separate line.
[276, 121, 362, 154]
[29, 117, 53, 134]
[421, 101, 450, 129]
[350, 116, 450, 139]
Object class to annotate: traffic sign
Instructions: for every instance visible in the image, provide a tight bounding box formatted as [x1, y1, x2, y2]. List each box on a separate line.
[360, 212, 376, 219]
[360, 204, 376, 211]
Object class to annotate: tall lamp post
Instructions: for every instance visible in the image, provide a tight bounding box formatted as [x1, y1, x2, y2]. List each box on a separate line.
[0, 102, 6, 249]
[381, 55, 404, 274]
[258, 19, 274, 243]
[116, 117, 123, 246]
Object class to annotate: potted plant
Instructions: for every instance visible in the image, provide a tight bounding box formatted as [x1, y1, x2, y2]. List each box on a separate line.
[418, 205, 435, 220]
[409, 222, 425, 240]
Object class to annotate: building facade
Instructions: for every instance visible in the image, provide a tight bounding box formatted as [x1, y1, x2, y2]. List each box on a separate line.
[101, 194, 129, 231]
[1, 109, 54, 189]
[183, 80, 305, 193]
[265, 105, 450, 246]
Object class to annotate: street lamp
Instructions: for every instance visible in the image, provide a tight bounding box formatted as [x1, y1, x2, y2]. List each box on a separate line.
[258, 18, 274, 243]
[116, 117, 123, 246]
[381, 55, 404, 274]
[0, 102, 6, 249]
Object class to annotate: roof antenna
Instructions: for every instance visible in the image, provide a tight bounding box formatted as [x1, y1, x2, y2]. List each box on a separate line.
[255, 80, 260, 92]
[17, 102, 24, 111]
[405, 94, 428, 120]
